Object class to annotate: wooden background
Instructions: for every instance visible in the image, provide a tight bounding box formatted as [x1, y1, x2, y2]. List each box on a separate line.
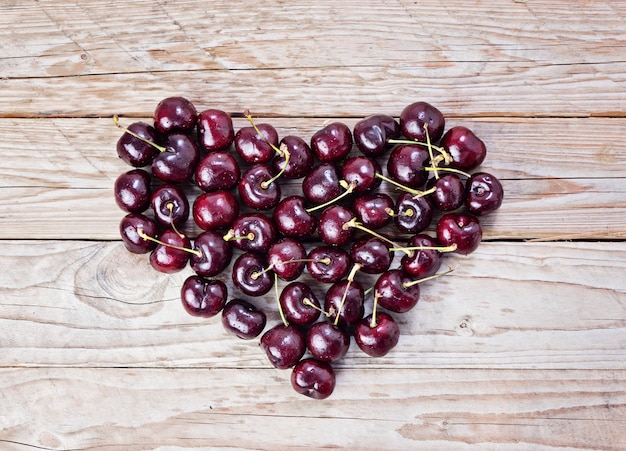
[1, 0, 625, 449]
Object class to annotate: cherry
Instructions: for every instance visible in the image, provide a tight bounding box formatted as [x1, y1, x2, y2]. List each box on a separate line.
[224, 213, 277, 254]
[387, 144, 430, 189]
[279, 282, 321, 327]
[221, 299, 266, 340]
[302, 162, 342, 206]
[119, 213, 158, 254]
[353, 114, 400, 157]
[272, 135, 314, 179]
[192, 190, 239, 231]
[291, 358, 336, 400]
[318, 205, 355, 246]
[260, 324, 306, 369]
[151, 184, 189, 229]
[272, 196, 317, 239]
[400, 101, 445, 143]
[393, 192, 434, 234]
[325, 278, 364, 328]
[181, 275, 227, 318]
[399, 234, 445, 279]
[306, 246, 351, 284]
[350, 237, 393, 275]
[437, 213, 483, 255]
[465, 172, 504, 215]
[440, 126, 486, 171]
[190, 230, 233, 278]
[426, 173, 465, 211]
[116, 121, 161, 167]
[374, 269, 420, 313]
[152, 133, 200, 183]
[232, 252, 273, 297]
[234, 121, 279, 164]
[114, 169, 152, 213]
[306, 322, 350, 363]
[310, 121, 353, 162]
[352, 193, 394, 230]
[238, 163, 281, 210]
[341, 156, 382, 193]
[267, 238, 307, 281]
[148, 229, 192, 273]
[194, 151, 240, 192]
[153, 96, 198, 134]
[354, 310, 400, 358]
[197, 109, 234, 152]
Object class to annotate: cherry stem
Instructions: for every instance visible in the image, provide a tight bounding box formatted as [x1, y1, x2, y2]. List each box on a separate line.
[113, 115, 166, 152]
[402, 266, 456, 288]
[370, 290, 381, 328]
[413, 186, 436, 200]
[387, 138, 451, 159]
[251, 262, 274, 280]
[223, 230, 255, 242]
[166, 203, 185, 239]
[423, 124, 439, 180]
[305, 180, 357, 213]
[342, 218, 408, 256]
[302, 298, 331, 317]
[333, 263, 362, 327]
[243, 110, 284, 157]
[374, 172, 422, 196]
[424, 166, 471, 178]
[272, 273, 288, 327]
[389, 243, 457, 253]
[261, 145, 290, 189]
[136, 227, 201, 258]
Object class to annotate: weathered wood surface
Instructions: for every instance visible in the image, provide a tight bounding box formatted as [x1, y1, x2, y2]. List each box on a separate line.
[1, 0, 625, 449]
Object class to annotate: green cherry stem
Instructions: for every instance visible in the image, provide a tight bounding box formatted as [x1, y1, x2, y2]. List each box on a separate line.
[275, 272, 289, 327]
[370, 290, 381, 328]
[244, 110, 284, 157]
[333, 263, 361, 327]
[342, 218, 410, 257]
[402, 266, 456, 289]
[136, 227, 202, 258]
[113, 115, 167, 152]
[261, 145, 291, 189]
[306, 180, 358, 213]
[424, 166, 472, 178]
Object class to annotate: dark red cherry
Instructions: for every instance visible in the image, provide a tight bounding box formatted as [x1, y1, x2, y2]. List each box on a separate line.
[302, 162, 342, 205]
[114, 169, 151, 213]
[192, 190, 239, 231]
[154, 96, 197, 134]
[149, 229, 191, 274]
[238, 164, 281, 210]
[428, 173, 465, 211]
[152, 133, 200, 183]
[197, 109, 234, 152]
[279, 282, 321, 327]
[437, 213, 483, 255]
[325, 279, 364, 328]
[194, 151, 240, 192]
[318, 205, 355, 246]
[260, 324, 306, 370]
[310, 122, 353, 162]
[231, 252, 273, 297]
[272, 135, 314, 179]
[119, 213, 158, 254]
[272, 196, 317, 239]
[400, 101, 445, 142]
[151, 184, 189, 228]
[116, 121, 161, 167]
[221, 299, 266, 340]
[352, 193, 394, 229]
[291, 358, 336, 400]
[400, 234, 444, 279]
[306, 322, 350, 363]
[350, 237, 393, 274]
[354, 312, 400, 357]
[341, 156, 382, 193]
[465, 172, 504, 216]
[353, 114, 400, 157]
[234, 122, 279, 164]
[440, 126, 486, 171]
[181, 275, 227, 318]
[394, 192, 434, 234]
[387, 144, 429, 188]
[190, 230, 233, 278]
[267, 238, 307, 281]
[226, 213, 277, 254]
[306, 246, 351, 283]
[375, 269, 420, 313]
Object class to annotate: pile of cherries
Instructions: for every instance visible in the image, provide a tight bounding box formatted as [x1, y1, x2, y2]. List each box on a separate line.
[114, 97, 503, 400]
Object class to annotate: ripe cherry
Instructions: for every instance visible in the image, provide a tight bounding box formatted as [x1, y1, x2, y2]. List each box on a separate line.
[291, 358, 336, 400]
[437, 213, 483, 255]
[181, 275, 227, 318]
[190, 230, 233, 278]
[272, 196, 317, 239]
[151, 184, 189, 229]
[306, 322, 350, 363]
[400, 101, 445, 143]
[154, 96, 198, 134]
[306, 246, 351, 283]
[232, 252, 273, 297]
[116, 121, 161, 167]
[119, 213, 158, 254]
[465, 172, 504, 215]
[440, 126, 487, 171]
[114, 169, 152, 213]
[197, 109, 234, 152]
[192, 190, 239, 231]
[260, 324, 306, 369]
[221, 299, 267, 340]
[279, 282, 321, 327]
[194, 151, 240, 192]
[353, 114, 400, 157]
[310, 121, 353, 162]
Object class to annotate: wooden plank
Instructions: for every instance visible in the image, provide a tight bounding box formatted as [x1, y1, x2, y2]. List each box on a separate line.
[1, 367, 624, 450]
[1, 241, 624, 369]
